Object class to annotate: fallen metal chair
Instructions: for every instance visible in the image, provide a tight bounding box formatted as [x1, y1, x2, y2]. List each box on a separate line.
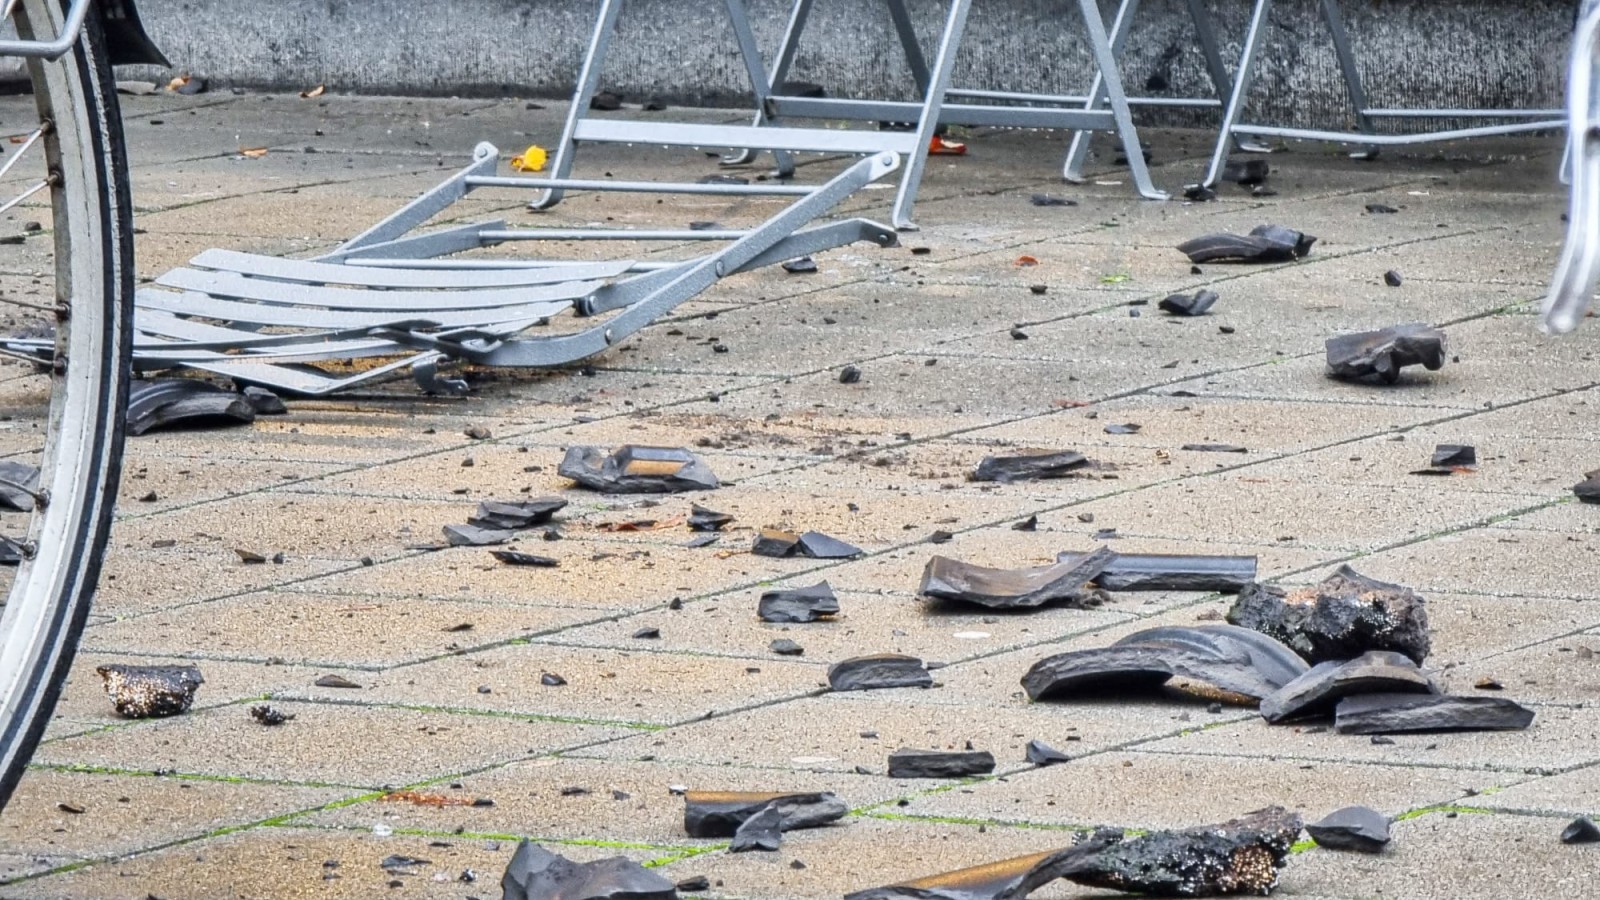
[1544, 0, 1600, 334]
[2, 144, 901, 395]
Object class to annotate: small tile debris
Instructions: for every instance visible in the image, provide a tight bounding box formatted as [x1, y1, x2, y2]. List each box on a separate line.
[1176, 224, 1316, 264]
[127, 379, 256, 436]
[918, 546, 1115, 610]
[1030, 193, 1078, 207]
[499, 839, 677, 900]
[828, 654, 933, 691]
[632, 627, 661, 640]
[558, 445, 719, 494]
[540, 673, 568, 687]
[1562, 817, 1600, 844]
[443, 524, 513, 547]
[249, 705, 294, 726]
[1025, 739, 1071, 766]
[491, 550, 559, 567]
[757, 582, 840, 623]
[971, 449, 1087, 483]
[688, 504, 734, 532]
[1158, 290, 1219, 317]
[1334, 693, 1535, 734]
[682, 791, 847, 837]
[1228, 565, 1432, 664]
[1182, 183, 1217, 202]
[315, 674, 361, 689]
[1572, 470, 1600, 503]
[782, 257, 818, 275]
[1326, 323, 1448, 384]
[1221, 158, 1270, 185]
[1103, 423, 1141, 435]
[1023, 625, 1305, 703]
[235, 549, 267, 564]
[1384, 269, 1404, 287]
[0, 461, 39, 511]
[1063, 807, 1302, 896]
[886, 748, 995, 778]
[1012, 515, 1038, 531]
[752, 528, 800, 557]
[242, 386, 287, 415]
[1307, 806, 1391, 853]
[1366, 203, 1400, 214]
[770, 639, 805, 656]
[97, 664, 204, 719]
[730, 805, 784, 852]
[1260, 651, 1435, 724]
[1181, 443, 1247, 454]
[469, 498, 566, 530]
[838, 365, 863, 384]
[797, 531, 863, 559]
[588, 91, 625, 111]
[464, 424, 492, 440]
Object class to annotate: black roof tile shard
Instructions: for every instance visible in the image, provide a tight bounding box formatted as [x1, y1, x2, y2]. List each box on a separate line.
[919, 546, 1116, 610]
[1325, 323, 1448, 384]
[729, 805, 784, 852]
[1260, 651, 1435, 724]
[682, 791, 847, 837]
[1024, 624, 1305, 703]
[242, 385, 287, 415]
[1430, 444, 1477, 469]
[1227, 565, 1432, 665]
[843, 846, 1098, 900]
[558, 445, 719, 494]
[468, 498, 566, 530]
[757, 582, 840, 623]
[1307, 806, 1391, 853]
[0, 460, 38, 511]
[1158, 290, 1220, 317]
[1334, 692, 1535, 734]
[499, 839, 677, 900]
[1025, 739, 1071, 766]
[1055, 550, 1258, 593]
[752, 528, 800, 557]
[1562, 817, 1600, 844]
[971, 449, 1088, 483]
[1573, 471, 1600, 503]
[490, 550, 559, 567]
[0, 535, 22, 565]
[829, 654, 933, 691]
[442, 523, 513, 547]
[687, 504, 734, 531]
[97, 664, 204, 719]
[1176, 224, 1316, 264]
[127, 378, 256, 436]
[887, 748, 996, 779]
[797, 531, 863, 559]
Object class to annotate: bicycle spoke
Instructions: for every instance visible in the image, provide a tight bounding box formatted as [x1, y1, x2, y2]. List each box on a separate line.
[0, 128, 45, 186]
[0, 179, 49, 217]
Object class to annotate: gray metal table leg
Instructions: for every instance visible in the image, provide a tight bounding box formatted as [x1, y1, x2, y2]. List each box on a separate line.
[885, 0, 934, 92]
[725, 0, 815, 168]
[1186, 0, 1268, 153]
[1544, 1, 1600, 334]
[1063, 0, 1142, 183]
[1203, 0, 1273, 188]
[532, 0, 623, 211]
[1319, 0, 1380, 160]
[1077, 0, 1165, 199]
[721, 0, 798, 175]
[891, 0, 974, 231]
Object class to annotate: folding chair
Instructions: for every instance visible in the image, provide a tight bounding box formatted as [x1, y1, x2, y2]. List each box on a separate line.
[1203, 0, 1567, 189]
[1545, 0, 1600, 335]
[539, 0, 1167, 232]
[1, 144, 902, 395]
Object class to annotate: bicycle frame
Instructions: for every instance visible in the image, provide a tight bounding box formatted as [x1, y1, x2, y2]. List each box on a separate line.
[0, 0, 164, 64]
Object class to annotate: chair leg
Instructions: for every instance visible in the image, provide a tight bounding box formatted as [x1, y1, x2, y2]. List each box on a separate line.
[531, 0, 624, 211]
[891, 0, 974, 231]
[1319, 0, 1380, 160]
[1544, 2, 1600, 334]
[1062, 0, 1142, 184]
[720, 0, 798, 175]
[1077, 0, 1165, 199]
[1203, 0, 1273, 188]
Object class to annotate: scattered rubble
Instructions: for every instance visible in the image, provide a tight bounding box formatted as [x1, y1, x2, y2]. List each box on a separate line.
[887, 748, 995, 778]
[1334, 693, 1535, 733]
[1159, 290, 1219, 317]
[1182, 443, 1247, 454]
[1177, 225, 1316, 264]
[752, 528, 800, 557]
[829, 654, 933, 691]
[97, 664, 204, 718]
[682, 791, 848, 837]
[443, 523, 513, 547]
[1228, 566, 1432, 665]
[249, 705, 294, 726]
[1260, 651, 1435, 724]
[1025, 739, 1071, 766]
[1307, 806, 1391, 853]
[770, 639, 804, 656]
[491, 550, 559, 567]
[971, 449, 1087, 483]
[468, 498, 566, 530]
[1115, 624, 1309, 689]
[843, 847, 1080, 900]
[1325, 324, 1448, 384]
[242, 385, 288, 415]
[1104, 423, 1141, 435]
[499, 840, 677, 900]
[127, 379, 257, 436]
[0, 461, 39, 511]
[782, 257, 818, 275]
[0, 536, 22, 565]
[1060, 807, 1303, 897]
[919, 547, 1115, 610]
[314, 674, 361, 689]
[1031, 193, 1078, 207]
[1366, 203, 1400, 214]
[1055, 550, 1257, 593]
[1384, 269, 1404, 288]
[758, 582, 840, 623]
[558, 446, 719, 494]
[1429, 444, 1476, 470]
[1023, 639, 1288, 703]
[1562, 816, 1600, 845]
[754, 529, 863, 559]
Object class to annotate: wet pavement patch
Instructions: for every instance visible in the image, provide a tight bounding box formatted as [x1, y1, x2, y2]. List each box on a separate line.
[97, 664, 204, 718]
[558, 445, 719, 493]
[1325, 324, 1448, 384]
[1228, 565, 1432, 665]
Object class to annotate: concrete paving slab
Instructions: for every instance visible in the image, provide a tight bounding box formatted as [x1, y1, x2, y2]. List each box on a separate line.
[899, 751, 1513, 830]
[1319, 527, 1600, 600]
[92, 543, 357, 618]
[1474, 765, 1600, 817]
[34, 700, 633, 789]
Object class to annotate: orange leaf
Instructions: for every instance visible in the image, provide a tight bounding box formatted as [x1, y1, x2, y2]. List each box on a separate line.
[300, 84, 326, 99]
[239, 147, 269, 158]
[1016, 255, 1040, 267]
[929, 134, 967, 156]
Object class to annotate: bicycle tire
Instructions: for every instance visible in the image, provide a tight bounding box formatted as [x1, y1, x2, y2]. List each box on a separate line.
[0, 0, 134, 810]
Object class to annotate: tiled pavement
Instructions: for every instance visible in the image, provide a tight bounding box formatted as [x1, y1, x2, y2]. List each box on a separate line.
[0, 90, 1597, 898]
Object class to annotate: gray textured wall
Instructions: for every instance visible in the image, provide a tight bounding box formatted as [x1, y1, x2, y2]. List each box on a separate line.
[130, 0, 1574, 128]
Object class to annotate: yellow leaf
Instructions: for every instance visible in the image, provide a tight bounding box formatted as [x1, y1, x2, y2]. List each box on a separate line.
[164, 75, 190, 92]
[239, 147, 269, 158]
[300, 84, 325, 99]
[510, 145, 548, 173]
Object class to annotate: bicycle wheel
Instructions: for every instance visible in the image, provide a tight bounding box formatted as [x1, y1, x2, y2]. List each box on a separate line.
[0, 0, 134, 810]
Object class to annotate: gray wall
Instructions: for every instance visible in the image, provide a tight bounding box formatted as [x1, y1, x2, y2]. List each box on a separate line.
[132, 1, 1574, 127]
